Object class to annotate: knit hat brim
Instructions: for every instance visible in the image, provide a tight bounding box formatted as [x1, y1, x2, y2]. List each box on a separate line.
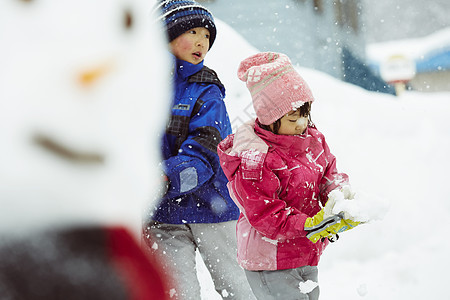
[156, 1, 217, 50]
[166, 15, 216, 48]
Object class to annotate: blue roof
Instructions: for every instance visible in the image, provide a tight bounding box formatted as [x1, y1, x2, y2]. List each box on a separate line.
[416, 48, 450, 72]
[368, 48, 450, 74]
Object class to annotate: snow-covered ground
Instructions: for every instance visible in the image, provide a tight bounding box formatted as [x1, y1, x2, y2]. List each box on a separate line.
[198, 19, 450, 300]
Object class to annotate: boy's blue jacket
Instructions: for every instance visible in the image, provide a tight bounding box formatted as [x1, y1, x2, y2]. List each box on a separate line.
[152, 57, 240, 224]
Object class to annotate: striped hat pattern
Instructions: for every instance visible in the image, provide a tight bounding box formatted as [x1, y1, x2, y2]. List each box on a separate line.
[154, 0, 217, 49]
[238, 52, 315, 125]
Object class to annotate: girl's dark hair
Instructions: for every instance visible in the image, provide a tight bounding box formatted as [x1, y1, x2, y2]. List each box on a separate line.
[260, 102, 312, 134]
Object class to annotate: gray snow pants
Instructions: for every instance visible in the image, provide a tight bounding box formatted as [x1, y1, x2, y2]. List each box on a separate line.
[244, 266, 319, 300]
[144, 220, 255, 300]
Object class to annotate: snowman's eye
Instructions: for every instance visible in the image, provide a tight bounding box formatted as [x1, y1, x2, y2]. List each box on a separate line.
[124, 9, 133, 30]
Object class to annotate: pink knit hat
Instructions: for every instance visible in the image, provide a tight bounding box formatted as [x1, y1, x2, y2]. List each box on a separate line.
[238, 52, 315, 125]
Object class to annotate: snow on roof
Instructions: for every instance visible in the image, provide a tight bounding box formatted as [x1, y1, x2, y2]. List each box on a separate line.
[367, 27, 450, 72]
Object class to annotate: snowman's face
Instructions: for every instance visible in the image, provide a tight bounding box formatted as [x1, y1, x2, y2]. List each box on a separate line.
[0, 0, 170, 235]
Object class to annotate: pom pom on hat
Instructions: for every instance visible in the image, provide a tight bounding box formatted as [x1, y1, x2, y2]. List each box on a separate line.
[154, 0, 217, 49]
[238, 52, 315, 125]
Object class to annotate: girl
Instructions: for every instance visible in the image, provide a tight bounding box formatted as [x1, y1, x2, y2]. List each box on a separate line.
[218, 52, 357, 299]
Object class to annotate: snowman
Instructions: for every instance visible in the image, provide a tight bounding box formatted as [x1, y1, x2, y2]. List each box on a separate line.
[0, 0, 171, 298]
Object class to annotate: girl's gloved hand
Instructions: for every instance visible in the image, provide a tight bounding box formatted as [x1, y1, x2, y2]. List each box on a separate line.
[304, 192, 360, 243]
[304, 211, 360, 243]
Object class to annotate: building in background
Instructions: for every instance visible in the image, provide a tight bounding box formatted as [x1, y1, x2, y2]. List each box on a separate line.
[200, 0, 394, 94]
[362, 0, 450, 93]
[367, 27, 450, 92]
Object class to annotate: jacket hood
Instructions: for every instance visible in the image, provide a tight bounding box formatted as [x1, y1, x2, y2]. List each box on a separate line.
[254, 120, 316, 156]
[218, 119, 318, 181]
[218, 120, 268, 181]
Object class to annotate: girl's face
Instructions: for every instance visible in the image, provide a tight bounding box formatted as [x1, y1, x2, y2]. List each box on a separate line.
[271, 109, 309, 135]
[169, 27, 210, 65]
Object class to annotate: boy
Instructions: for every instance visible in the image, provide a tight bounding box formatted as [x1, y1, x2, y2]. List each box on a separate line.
[145, 1, 255, 299]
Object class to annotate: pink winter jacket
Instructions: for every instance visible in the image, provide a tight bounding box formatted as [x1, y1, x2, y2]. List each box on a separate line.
[217, 120, 349, 271]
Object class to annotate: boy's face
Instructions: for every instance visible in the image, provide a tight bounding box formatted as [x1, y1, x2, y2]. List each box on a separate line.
[271, 110, 309, 135]
[169, 27, 210, 65]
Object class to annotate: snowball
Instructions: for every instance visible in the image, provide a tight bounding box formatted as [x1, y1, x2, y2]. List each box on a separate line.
[299, 280, 319, 294]
[330, 189, 390, 223]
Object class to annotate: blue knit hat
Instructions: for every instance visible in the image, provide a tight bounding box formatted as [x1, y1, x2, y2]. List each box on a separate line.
[154, 0, 217, 49]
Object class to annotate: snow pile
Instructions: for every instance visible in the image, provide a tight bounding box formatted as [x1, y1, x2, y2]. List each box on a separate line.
[329, 189, 390, 223]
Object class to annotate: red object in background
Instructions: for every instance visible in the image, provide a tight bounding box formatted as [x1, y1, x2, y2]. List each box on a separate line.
[107, 227, 170, 300]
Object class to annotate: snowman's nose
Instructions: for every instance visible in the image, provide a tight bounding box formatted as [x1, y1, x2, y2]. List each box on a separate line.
[78, 62, 113, 86]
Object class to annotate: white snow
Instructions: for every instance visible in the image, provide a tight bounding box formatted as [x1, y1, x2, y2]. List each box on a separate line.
[261, 236, 278, 246]
[329, 189, 390, 223]
[292, 100, 306, 110]
[152, 242, 159, 250]
[299, 280, 319, 294]
[367, 27, 450, 63]
[221, 289, 229, 297]
[169, 288, 177, 298]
